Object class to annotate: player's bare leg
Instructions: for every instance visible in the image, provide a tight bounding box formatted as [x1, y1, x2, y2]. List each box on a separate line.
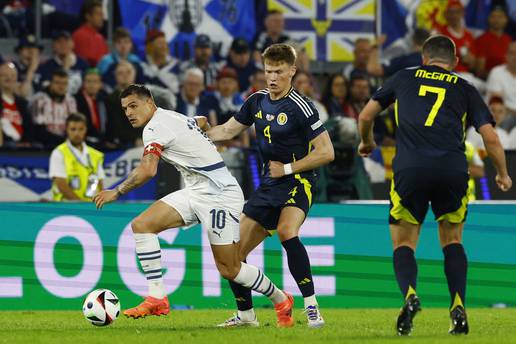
[438, 221, 469, 335]
[211, 242, 294, 327]
[277, 206, 324, 328]
[390, 220, 422, 335]
[123, 201, 185, 319]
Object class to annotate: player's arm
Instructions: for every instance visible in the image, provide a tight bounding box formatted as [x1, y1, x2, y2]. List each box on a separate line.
[206, 117, 249, 142]
[358, 99, 383, 157]
[53, 178, 81, 200]
[194, 116, 211, 131]
[269, 131, 334, 178]
[478, 124, 512, 191]
[93, 153, 160, 209]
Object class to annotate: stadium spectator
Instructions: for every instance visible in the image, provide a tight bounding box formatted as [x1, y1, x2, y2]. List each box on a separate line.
[212, 67, 244, 125]
[467, 96, 511, 149]
[343, 38, 373, 81]
[179, 34, 222, 91]
[142, 30, 180, 95]
[244, 68, 266, 98]
[489, 96, 515, 132]
[292, 71, 328, 122]
[49, 113, 104, 201]
[434, 0, 476, 73]
[97, 27, 145, 92]
[105, 61, 142, 148]
[465, 141, 485, 201]
[322, 74, 349, 118]
[12, 34, 42, 98]
[253, 10, 291, 64]
[30, 69, 77, 147]
[211, 67, 250, 175]
[175, 67, 217, 125]
[74, 68, 107, 148]
[72, 0, 108, 66]
[475, 5, 512, 79]
[35, 30, 89, 95]
[226, 38, 259, 92]
[486, 42, 516, 115]
[367, 29, 430, 78]
[0, 63, 33, 148]
[344, 75, 371, 120]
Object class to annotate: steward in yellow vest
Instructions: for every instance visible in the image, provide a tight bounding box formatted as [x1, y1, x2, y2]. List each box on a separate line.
[49, 113, 104, 201]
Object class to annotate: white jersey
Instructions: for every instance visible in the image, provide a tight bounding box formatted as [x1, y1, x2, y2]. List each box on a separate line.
[142, 108, 238, 191]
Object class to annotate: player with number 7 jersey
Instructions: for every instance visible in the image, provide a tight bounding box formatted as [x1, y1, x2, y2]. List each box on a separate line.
[93, 85, 295, 326]
[357, 35, 511, 336]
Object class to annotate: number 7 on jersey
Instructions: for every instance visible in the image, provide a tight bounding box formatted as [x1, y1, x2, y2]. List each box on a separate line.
[418, 85, 446, 127]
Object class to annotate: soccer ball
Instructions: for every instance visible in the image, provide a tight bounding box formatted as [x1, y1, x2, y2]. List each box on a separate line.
[82, 289, 121, 326]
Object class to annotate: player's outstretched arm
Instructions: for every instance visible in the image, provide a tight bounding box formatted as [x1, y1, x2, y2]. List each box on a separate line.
[478, 124, 512, 192]
[206, 117, 249, 142]
[93, 153, 160, 209]
[269, 131, 334, 178]
[358, 99, 382, 157]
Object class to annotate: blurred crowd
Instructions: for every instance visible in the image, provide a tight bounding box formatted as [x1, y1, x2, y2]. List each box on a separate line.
[1, 0, 516, 200]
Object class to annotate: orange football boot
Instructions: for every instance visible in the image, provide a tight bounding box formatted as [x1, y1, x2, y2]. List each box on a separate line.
[123, 296, 170, 319]
[275, 292, 294, 328]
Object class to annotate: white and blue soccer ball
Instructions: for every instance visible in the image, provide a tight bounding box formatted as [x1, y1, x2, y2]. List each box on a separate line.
[82, 289, 121, 326]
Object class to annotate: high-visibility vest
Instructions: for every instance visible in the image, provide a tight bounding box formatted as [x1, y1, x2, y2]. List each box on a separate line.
[52, 142, 104, 201]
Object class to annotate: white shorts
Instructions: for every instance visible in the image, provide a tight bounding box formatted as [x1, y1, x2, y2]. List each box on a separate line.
[160, 184, 244, 245]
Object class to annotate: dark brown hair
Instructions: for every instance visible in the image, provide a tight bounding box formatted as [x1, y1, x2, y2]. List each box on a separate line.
[422, 35, 456, 65]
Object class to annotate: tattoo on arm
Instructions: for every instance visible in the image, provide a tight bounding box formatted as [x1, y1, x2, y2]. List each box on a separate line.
[116, 153, 159, 195]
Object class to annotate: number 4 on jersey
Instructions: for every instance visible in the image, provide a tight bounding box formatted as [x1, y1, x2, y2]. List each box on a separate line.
[418, 85, 446, 127]
[264, 125, 272, 143]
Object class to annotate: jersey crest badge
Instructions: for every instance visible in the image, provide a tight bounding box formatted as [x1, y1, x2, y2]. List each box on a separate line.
[266, 114, 275, 121]
[277, 113, 288, 125]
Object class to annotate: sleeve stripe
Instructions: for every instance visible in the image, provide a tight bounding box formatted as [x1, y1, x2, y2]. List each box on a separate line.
[291, 91, 313, 116]
[289, 91, 313, 118]
[311, 120, 323, 131]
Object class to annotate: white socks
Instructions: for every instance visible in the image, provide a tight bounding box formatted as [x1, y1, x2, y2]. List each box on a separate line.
[238, 309, 256, 322]
[304, 294, 318, 309]
[134, 233, 166, 299]
[233, 262, 287, 305]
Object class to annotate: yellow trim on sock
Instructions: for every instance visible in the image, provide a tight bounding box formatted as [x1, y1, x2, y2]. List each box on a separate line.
[405, 285, 417, 300]
[450, 292, 464, 311]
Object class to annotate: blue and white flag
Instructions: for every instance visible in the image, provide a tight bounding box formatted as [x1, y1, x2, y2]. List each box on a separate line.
[119, 0, 256, 59]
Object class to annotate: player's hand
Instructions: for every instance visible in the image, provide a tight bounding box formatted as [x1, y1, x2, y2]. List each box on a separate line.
[269, 161, 285, 178]
[358, 140, 377, 157]
[495, 174, 512, 192]
[93, 189, 119, 209]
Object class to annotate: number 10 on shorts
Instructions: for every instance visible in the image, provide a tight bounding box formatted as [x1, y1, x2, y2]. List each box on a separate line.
[210, 209, 226, 229]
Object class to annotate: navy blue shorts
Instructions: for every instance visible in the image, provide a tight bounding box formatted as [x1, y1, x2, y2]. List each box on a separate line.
[389, 168, 469, 224]
[243, 175, 315, 231]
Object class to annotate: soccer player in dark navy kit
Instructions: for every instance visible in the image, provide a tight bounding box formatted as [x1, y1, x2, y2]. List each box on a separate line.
[358, 35, 512, 336]
[207, 44, 334, 328]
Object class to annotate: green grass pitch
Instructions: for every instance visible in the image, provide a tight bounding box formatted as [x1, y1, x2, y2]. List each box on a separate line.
[2, 308, 516, 343]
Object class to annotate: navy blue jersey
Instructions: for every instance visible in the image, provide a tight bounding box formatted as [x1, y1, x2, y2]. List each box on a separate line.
[235, 88, 326, 185]
[372, 65, 494, 173]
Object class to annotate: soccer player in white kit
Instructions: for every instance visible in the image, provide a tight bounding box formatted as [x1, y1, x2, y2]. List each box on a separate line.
[93, 85, 295, 327]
